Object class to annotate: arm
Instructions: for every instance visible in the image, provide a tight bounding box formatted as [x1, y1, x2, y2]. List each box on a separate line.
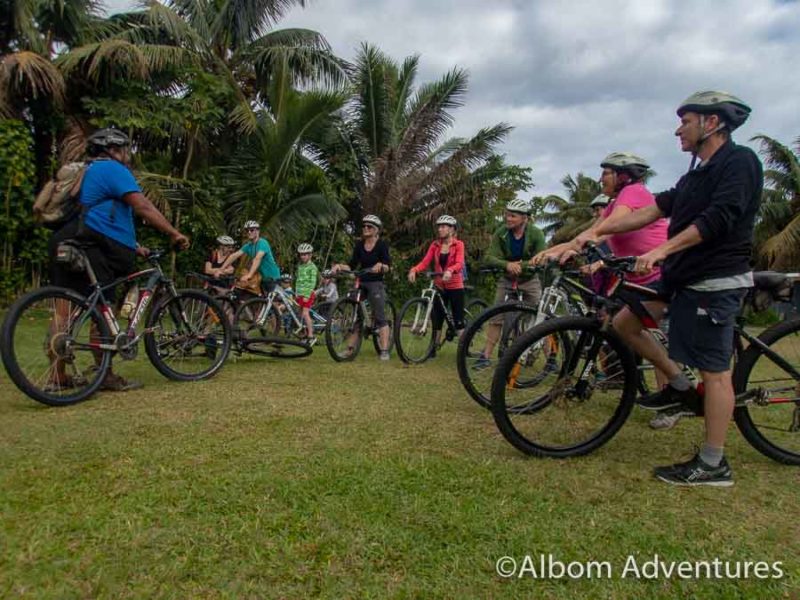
[219, 249, 244, 271]
[594, 204, 663, 237]
[483, 230, 507, 270]
[411, 243, 436, 274]
[244, 251, 265, 280]
[123, 192, 188, 248]
[204, 259, 214, 275]
[447, 240, 464, 276]
[635, 225, 703, 273]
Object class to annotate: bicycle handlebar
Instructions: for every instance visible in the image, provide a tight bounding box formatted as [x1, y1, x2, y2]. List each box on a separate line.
[187, 271, 236, 286]
[582, 242, 638, 273]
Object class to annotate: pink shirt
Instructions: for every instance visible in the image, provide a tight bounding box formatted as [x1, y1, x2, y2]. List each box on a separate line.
[601, 183, 668, 285]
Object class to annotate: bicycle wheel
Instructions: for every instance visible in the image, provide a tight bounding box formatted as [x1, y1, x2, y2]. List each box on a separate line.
[456, 302, 538, 409]
[326, 298, 363, 361]
[733, 318, 800, 465]
[371, 300, 396, 356]
[0, 286, 111, 406]
[144, 289, 231, 381]
[395, 298, 435, 364]
[491, 316, 637, 458]
[236, 298, 311, 359]
[464, 298, 488, 328]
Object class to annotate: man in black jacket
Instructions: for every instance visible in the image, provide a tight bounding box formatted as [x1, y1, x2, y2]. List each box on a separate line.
[588, 91, 762, 486]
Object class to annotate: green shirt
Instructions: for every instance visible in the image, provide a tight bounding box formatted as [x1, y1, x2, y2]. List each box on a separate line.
[295, 262, 319, 298]
[483, 222, 546, 279]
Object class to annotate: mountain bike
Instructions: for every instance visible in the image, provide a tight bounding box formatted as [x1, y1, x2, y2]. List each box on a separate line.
[325, 270, 396, 362]
[188, 272, 311, 358]
[490, 247, 800, 464]
[1, 246, 232, 407]
[394, 272, 488, 364]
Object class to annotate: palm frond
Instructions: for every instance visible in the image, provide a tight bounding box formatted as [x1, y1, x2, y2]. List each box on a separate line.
[1, 51, 66, 110]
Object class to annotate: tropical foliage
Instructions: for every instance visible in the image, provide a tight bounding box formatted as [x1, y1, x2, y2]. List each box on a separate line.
[535, 173, 601, 243]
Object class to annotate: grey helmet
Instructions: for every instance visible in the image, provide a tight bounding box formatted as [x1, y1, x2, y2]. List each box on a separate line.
[297, 243, 313, 254]
[216, 235, 235, 246]
[590, 194, 611, 208]
[677, 91, 751, 131]
[435, 214, 457, 227]
[87, 127, 130, 149]
[362, 214, 383, 229]
[505, 199, 531, 215]
[600, 152, 650, 180]
[243, 220, 260, 230]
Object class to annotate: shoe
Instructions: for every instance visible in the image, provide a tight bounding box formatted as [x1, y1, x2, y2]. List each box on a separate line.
[543, 357, 559, 374]
[637, 384, 700, 411]
[100, 372, 143, 392]
[654, 454, 733, 487]
[306, 336, 318, 347]
[43, 373, 88, 393]
[649, 405, 695, 430]
[472, 353, 491, 371]
[379, 351, 390, 361]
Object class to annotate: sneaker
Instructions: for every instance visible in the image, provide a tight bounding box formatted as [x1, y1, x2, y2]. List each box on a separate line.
[100, 372, 144, 392]
[379, 351, 391, 361]
[648, 405, 695, 430]
[472, 353, 491, 371]
[654, 454, 733, 487]
[543, 356, 559, 374]
[306, 336, 318, 347]
[637, 384, 700, 411]
[43, 373, 88, 393]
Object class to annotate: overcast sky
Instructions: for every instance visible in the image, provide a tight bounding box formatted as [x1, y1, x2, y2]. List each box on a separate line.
[104, 0, 800, 199]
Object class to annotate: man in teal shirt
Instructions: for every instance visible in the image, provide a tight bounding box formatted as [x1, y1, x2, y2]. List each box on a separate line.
[215, 220, 280, 291]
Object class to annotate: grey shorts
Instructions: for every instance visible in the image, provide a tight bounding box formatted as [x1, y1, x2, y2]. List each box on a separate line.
[489, 276, 542, 325]
[361, 280, 389, 327]
[667, 288, 747, 373]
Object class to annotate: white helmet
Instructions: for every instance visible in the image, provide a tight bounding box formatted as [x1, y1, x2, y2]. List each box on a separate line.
[436, 214, 457, 227]
[243, 220, 260, 230]
[297, 243, 313, 254]
[362, 214, 383, 229]
[590, 194, 611, 208]
[216, 235, 235, 246]
[505, 199, 531, 215]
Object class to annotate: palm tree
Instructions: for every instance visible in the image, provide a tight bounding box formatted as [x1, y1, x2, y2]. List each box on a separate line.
[536, 173, 601, 243]
[317, 43, 512, 243]
[752, 134, 800, 270]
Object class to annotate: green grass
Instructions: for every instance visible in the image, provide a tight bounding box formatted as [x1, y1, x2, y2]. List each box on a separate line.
[1, 342, 799, 599]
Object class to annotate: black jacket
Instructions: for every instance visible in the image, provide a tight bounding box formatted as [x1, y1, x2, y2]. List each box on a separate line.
[655, 140, 763, 290]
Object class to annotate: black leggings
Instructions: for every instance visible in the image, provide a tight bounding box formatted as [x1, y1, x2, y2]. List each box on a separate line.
[432, 288, 465, 331]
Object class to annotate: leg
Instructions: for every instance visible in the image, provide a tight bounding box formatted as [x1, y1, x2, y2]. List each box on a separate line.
[612, 303, 680, 379]
[483, 280, 511, 358]
[701, 369, 735, 448]
[449, 288, 466, 338]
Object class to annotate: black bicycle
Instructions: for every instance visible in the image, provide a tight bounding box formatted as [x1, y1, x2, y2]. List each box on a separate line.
[325, 270, 396, 362]
[1, 245, 232, 406]
[490, 247, 800, 464]
[394, 272, 488, 364]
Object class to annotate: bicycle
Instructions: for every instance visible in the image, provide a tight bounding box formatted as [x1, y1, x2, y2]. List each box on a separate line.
[490, 246, 800, 464]
[325, 270, 396, 362]
[188, 272, 312, 359]
[1, 245, 232, 407]
[457, 265, 590, 408]
[394, 272, 488, 364]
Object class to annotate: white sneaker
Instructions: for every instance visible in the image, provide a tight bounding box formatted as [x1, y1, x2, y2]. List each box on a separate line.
[379, 351, 390, 361]
[649, 406, 694, 430]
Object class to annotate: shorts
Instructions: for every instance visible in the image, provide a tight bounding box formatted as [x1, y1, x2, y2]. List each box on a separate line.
[49, 219, 136, 303]
[667, 287, 747, 373]
[296, 292, 316, 309]
[361, 280, 388, 327]
[489, 276, 541, 325]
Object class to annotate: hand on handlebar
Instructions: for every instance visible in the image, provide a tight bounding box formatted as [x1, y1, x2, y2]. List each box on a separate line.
[135, 245, 151, 258]
[442, 270, 452, 282]
[634, 247, 667, 274]
[506, 261, 523, 277]
[408, 269, 416, 283]
[170, 231, 190, 250]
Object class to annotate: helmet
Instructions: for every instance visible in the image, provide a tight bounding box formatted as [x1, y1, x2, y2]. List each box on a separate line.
[505, 199, 531, 215]
[590, 194, 611, 208]
[216, 235, 235, 246]
[435, 214, 457, 227]
[600, 152, 650, 180]
[243, 220, 260, 230]
[87, 128, 130, 149]
[321, 269, 333, 278]
[362, 214, 383, 229]
[297, 243, 313, 254]
[280, 273, 293, 282]
[677, 90, 751, 131]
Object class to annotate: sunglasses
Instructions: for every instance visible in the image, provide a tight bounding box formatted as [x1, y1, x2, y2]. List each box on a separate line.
[362, 224, 377, 229]
[246, 227, 259, 232]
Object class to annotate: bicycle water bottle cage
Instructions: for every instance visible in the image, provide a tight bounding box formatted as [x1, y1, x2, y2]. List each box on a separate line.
[55, 241, 87, 273]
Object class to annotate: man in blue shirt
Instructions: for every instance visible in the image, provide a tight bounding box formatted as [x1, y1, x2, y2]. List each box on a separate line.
[214, 220, 281, 292]
[49, 128, 189, 391]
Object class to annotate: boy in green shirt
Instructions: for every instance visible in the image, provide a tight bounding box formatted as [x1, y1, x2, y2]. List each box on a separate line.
[295, 243, 319, 344]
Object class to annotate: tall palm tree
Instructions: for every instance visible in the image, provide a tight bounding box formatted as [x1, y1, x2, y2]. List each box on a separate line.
[317, 43, 511, 242]
[752, 134, 800, 270]
[536, 173, 601, 243]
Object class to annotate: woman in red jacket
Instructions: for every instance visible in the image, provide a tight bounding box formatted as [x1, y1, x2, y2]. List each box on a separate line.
[408, 215, 466, 345]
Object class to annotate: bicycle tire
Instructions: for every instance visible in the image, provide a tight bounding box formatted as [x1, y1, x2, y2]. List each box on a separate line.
[733, 317, 800, 465]
[491, 316, 637, 458]
[235, 297, 282, 339]
[144, 289, 231, 381]
[326, 298, 363, 362]
[0, 286, 112, 406]
[395, 297, 435, 364]
[371, 299, 396, 356]
[464, 298, 488, 327]
[242, 336, 313, 358]
[456, 302, 538, 409]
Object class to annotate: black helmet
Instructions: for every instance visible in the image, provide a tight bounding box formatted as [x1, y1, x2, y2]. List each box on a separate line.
[87, 128, 130, 149]
[676, 91, 751, 131]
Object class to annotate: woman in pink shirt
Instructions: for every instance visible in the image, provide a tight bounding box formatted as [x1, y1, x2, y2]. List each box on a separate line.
[408, 215, 466, 343]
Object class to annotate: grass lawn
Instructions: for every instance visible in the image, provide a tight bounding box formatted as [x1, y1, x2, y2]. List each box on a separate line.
[1, 341, 799, 599]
